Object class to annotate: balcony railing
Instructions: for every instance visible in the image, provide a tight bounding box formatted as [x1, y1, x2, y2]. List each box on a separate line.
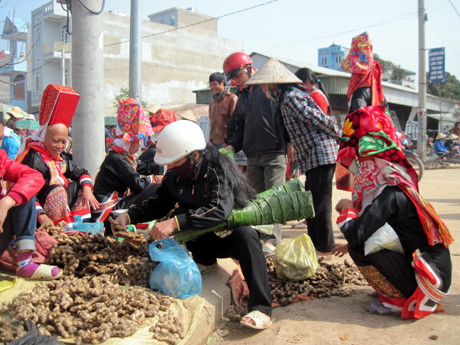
[43, 41, 70, 55]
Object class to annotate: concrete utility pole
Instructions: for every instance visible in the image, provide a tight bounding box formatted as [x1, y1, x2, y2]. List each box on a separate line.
[61, 48, 65, 85]
[417, 0, 427, 162]
[71, 0, 105, 178]
[129, 0, 142, 101]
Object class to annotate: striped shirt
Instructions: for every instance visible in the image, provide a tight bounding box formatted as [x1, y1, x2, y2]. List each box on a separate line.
[276, 86, 341, 172]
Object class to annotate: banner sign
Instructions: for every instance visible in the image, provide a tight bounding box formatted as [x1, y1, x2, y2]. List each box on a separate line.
[428, 48, 445, 83]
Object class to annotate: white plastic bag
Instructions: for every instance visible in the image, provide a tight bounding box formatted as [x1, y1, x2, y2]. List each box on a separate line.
[364, 223, 404, 256]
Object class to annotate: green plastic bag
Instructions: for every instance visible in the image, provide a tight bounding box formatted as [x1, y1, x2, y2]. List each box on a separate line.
[219, 148, 234, 160]
[274, 234, 318, 281]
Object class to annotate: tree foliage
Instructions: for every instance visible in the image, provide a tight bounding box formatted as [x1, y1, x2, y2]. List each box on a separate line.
[113, 88, 148, 109]
[374, 54, 407, 82]
[427, 72, 460, 101]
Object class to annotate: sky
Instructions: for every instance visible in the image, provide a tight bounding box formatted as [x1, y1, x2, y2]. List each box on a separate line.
[1, 0, 460, 83]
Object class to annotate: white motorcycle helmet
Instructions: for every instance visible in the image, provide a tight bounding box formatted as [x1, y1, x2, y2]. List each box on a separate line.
[154, 120, 207, 166]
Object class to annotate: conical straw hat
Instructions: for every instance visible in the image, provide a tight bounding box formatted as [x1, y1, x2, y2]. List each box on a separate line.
[7, 106, 24, 119]
[436, 133, 447, 140]
[245, 58, 302, 86]
[446, 133, 458, 140]
[178, 109, 197, 123]
[145, 104, 161, 114]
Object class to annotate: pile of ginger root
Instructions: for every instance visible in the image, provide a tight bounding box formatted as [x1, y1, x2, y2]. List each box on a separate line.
[226, 258, 369, 322]
[0, 222, 191, 344]
[42, 222, 157, 287]
[0, 275, 187, 345]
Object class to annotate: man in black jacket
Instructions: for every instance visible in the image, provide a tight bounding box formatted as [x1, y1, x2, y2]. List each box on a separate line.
[113, 121, 273, 330]
[222, 52, 294, 255]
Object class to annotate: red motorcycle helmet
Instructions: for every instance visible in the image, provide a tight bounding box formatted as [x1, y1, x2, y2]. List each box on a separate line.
[223, 52, 253, 82]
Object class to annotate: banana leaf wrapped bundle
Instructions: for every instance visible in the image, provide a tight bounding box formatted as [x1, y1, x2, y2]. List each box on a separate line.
[173, 179, 314, 243]
[256, 178, 303, 198]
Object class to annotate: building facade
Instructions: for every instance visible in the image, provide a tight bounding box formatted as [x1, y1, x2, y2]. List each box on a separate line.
[0, 17, 28, 111]
[317, 44, 349, 71]
[30, 1, 71, 113]
[27, 2, 242, 116]
[103, 7, 240, 116]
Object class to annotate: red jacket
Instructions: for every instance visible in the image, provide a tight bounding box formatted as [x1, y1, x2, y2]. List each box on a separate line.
[0, 150, 45, 205]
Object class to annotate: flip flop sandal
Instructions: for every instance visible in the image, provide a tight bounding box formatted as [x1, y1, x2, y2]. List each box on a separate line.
[262, 243, 275, 258]
[365, 301, 401, 316]
[240, 310, 273, 330]
[29, 265, 63, 281]
[196, 263, 218, 275]
[291, 221, 308, 229]
[368, 290, 379, 298]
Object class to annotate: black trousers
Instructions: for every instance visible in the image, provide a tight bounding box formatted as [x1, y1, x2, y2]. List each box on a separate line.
[304, 164, 336, 252]
[186, 226, 272, 316]
[348, 243, 452, 297]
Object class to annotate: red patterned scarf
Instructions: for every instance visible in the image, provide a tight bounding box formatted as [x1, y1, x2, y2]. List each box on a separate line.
[338, 106, 453, 248]
[347, 62, 385, 106]
[107, 142, 138, 171]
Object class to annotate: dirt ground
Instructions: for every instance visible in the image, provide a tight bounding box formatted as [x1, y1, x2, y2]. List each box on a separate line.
[213, 166, 460, 345]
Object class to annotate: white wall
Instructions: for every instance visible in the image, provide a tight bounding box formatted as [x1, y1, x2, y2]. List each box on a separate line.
[102, 11, 242, 116]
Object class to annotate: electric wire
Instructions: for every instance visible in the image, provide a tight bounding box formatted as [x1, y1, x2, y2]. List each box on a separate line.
[251, 12, 418, 51]
[61, 0, 106, 35]
[14, 1, 460, 97]
[77, 0, 105, 15]
[448, 0, 460, 19]
[104, 0, 279, 47]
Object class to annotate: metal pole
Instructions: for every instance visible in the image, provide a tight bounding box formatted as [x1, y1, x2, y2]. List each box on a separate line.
[71, 0, 105, 178]
[417, 0, 427, 162]
[129, 0, 142, 102]
[61, 48, 65, 85]
[438, 83, 442, 131]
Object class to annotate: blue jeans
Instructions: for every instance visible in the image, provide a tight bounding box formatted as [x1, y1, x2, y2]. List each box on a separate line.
[0, 196, 37, 255]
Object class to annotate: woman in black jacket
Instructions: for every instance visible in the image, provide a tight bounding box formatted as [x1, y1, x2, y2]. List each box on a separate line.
[91, 98, 160, 222]
[114, 120, 273, 330]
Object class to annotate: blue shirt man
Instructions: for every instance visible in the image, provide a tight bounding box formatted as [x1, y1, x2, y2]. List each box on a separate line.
[1, 127, 21, 160]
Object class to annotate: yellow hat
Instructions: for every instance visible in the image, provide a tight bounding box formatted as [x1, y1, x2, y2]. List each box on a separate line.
[7, 106, 24, 119]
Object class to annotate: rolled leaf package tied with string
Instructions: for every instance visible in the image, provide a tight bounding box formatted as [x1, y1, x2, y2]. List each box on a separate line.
[173, 179, 315, 243]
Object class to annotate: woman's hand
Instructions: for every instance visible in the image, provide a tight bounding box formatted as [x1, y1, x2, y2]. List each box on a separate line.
[150, 218, 177, 240]
[0, 196, 16, 233]
[113, 213, 128, 232]
[224, 145, 235, 154]
[38, 214, 53, 227]
[332, 243, 348, 257]
[82, 185, 99, 210]
[286, 143, 295, 163]
[335, 199, 354, 214]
